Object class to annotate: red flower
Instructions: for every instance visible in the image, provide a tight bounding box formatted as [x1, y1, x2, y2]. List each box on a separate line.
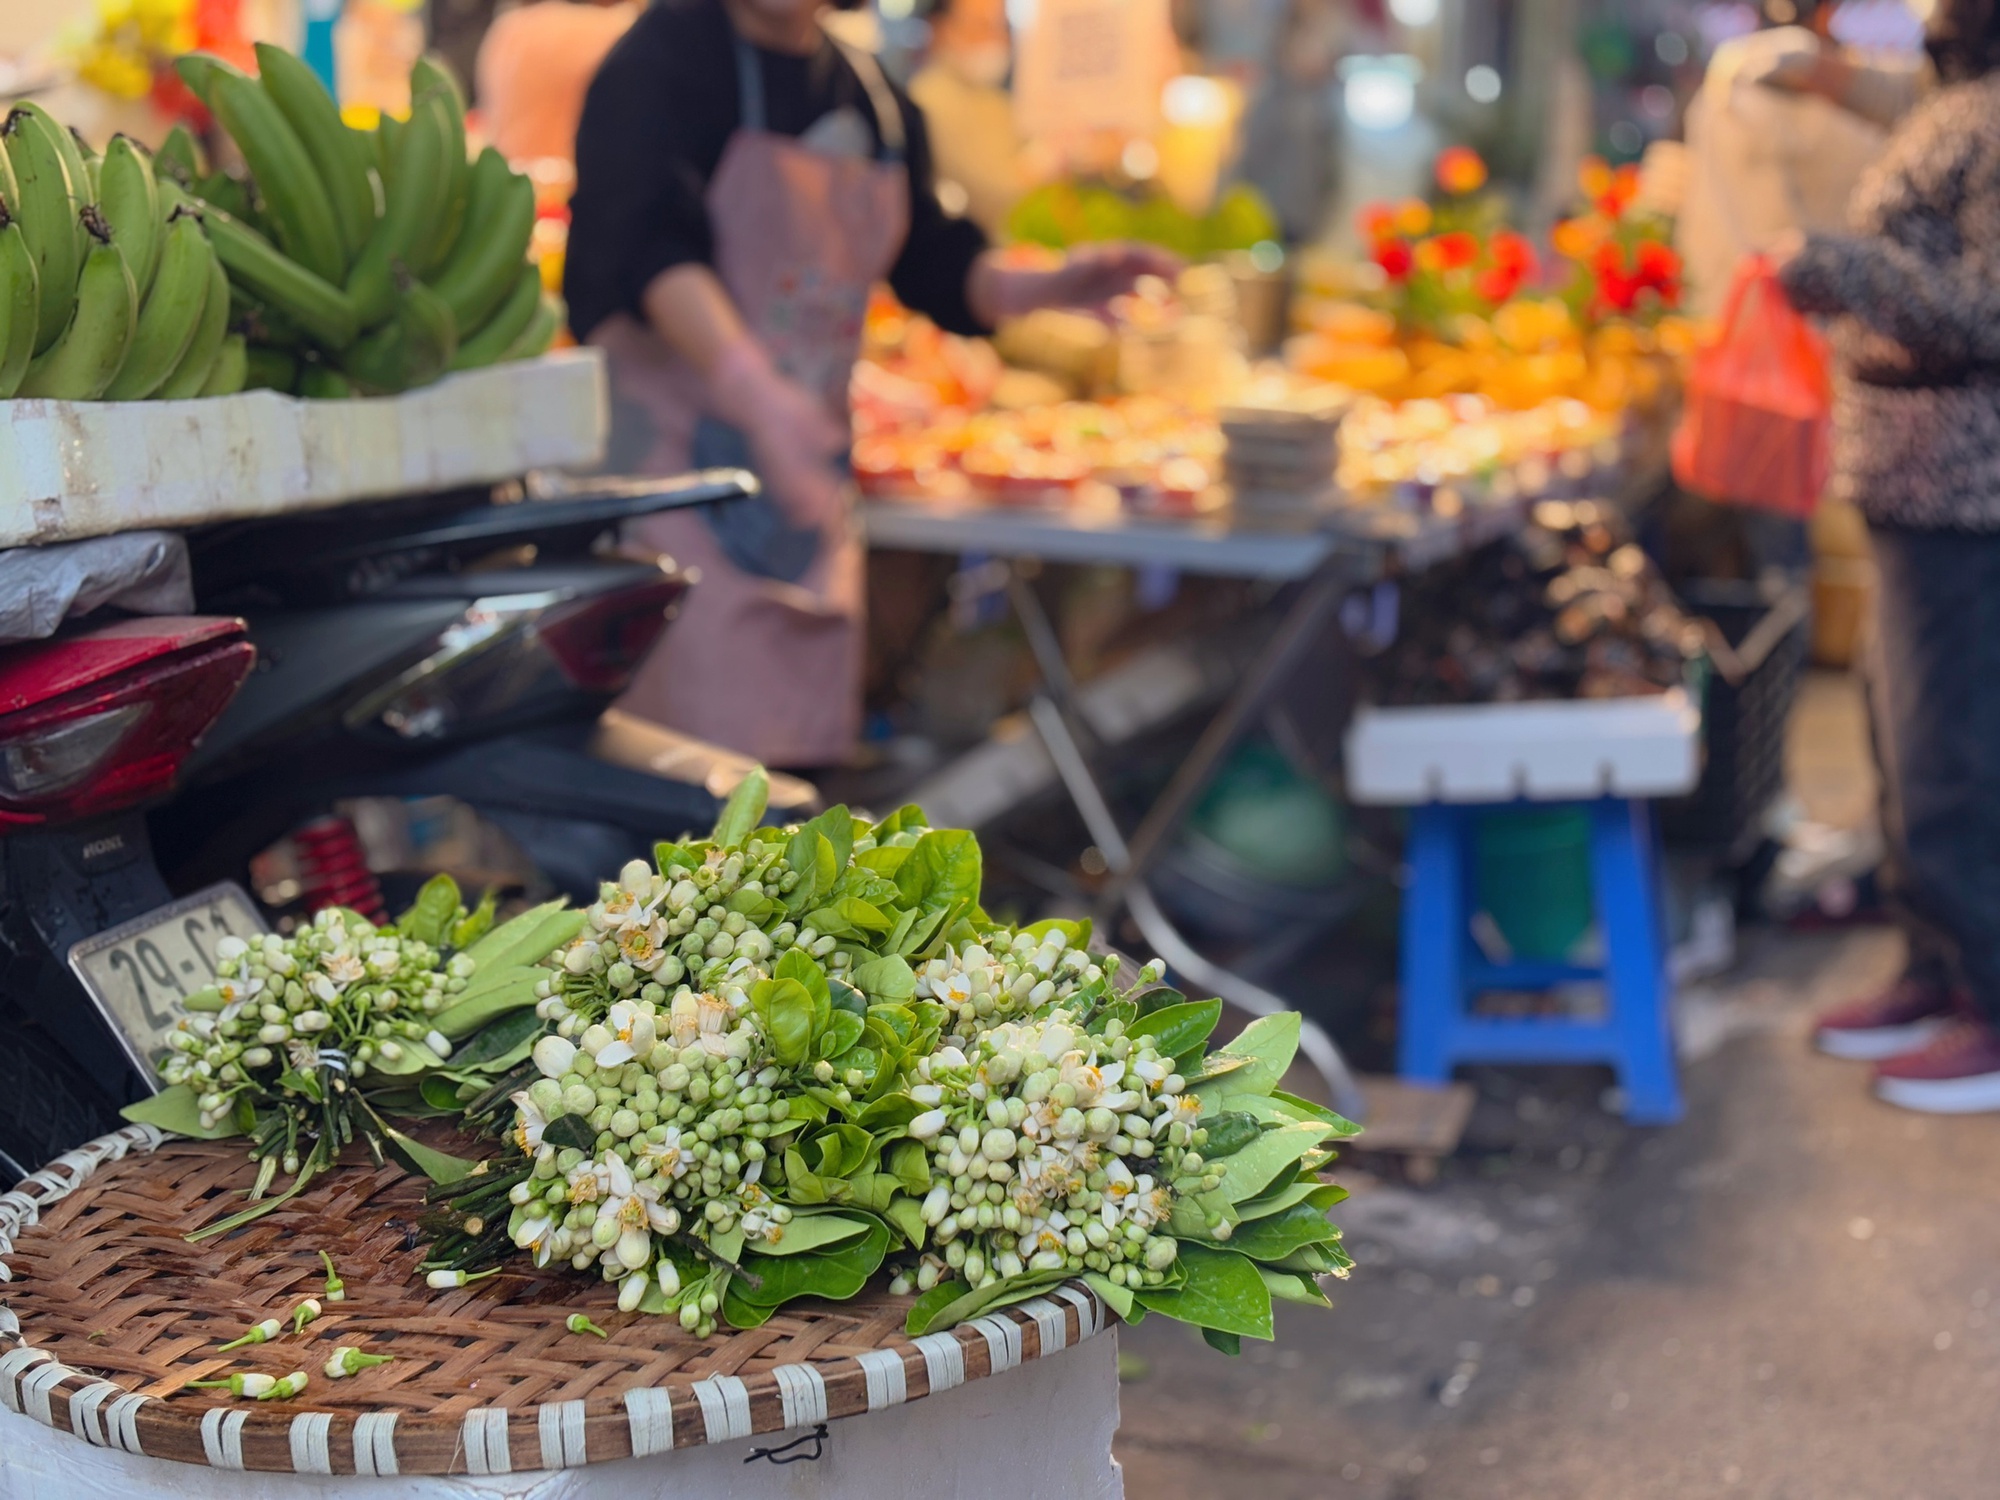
[1373, 239, 1414, 281]
[1436, 146, 1489, 196]
[1432, 231, 1479, 270]
[1634, 239, 1679, 289]
[1475, 266, 1523, 304]
[1490, 231, 1537, 279]
[1358, 203, 1398, 243]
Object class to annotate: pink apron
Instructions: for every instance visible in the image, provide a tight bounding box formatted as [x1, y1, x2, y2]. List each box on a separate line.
[591, 30, 911, 767]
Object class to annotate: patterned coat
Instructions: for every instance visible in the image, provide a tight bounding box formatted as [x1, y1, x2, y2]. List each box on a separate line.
[1781, 72, 2000, 530]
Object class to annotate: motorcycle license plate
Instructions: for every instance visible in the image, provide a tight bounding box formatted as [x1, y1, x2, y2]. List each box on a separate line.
[68, 883, 268, 1089]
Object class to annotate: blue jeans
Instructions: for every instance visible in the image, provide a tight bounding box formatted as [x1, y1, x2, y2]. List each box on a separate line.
[1868, 524, 2000, 1024]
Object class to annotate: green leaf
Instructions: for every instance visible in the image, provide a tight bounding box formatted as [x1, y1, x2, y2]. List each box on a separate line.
[541, 1114, 599, 1152]
[1203, 1328, 1243, 1356]
[1270, 1090, 1363, 1137]
[1235, 1179, 1339, 1222]
[120, 1083, 244, 1139]
[397, 873, 462, 946]
[379, 1124, 478, 1185]
[1133, 1244, 1274, 1339]
[450, 889, 497, 950]
[1260, 1267, 1332, 1308]
[752, 977, 816, 1066]
[726, 1220, 889, 1314]
[1218, 1122, 1334, 1204]
[462, 901, 583, 973]
[1130, 985, 1188, 1017]
[895, 829, 982, 913]
[654, 840, 699, 873]
[1024, 916, 1092, 949]
[363, 1038, 445, 1077]
[1083, 1272, 1136, 1322]
[712, 768, 769, 848]
[1186, 1054, 1253, 1087]
[884, 1194, 925, 1248]
[419, 1075, 465, 1112]
[429, 967, 548, 1040]
[904, 1279, 962, 1333]
[1130, 999, 1222, 1057]
[887, 1138, 931, 1194]
[869, 804, 929, 837]
[1170, 1187, 1241, 1241]
[904, 1268, 1074, 1335]
[855, 846, 912, 877]
[782, 1147, 827, 1204]
[808, 1009, 858, 1060]
[1199, 1111, 1264, 1158]
[437, 1007, 545, 1072]
[1225, 1202, 1341, 1262]
[813, 897, 893, 935]
[759, 1211, 873, 1256]
[851, 953, 916, 1003]
[1197, 1012, 1300, 1100]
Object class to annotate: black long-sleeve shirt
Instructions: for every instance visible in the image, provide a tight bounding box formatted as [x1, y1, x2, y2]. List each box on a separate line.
[563, 0, 989, 343]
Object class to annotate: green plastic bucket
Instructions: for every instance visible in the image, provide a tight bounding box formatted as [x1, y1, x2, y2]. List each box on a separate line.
[1475, 806, 1594, 960]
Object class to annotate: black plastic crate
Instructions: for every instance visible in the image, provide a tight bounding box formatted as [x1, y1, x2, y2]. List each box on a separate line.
[1661, 579, 1812, 857]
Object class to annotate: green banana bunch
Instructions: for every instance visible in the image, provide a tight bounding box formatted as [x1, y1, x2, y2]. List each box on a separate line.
[255, 43, 376, 270]
[200, 204, 359, 351]
[96, 135, 160, 299]
[103, 208, 214, 400]
[154, 123, 207, 188]
[341, 274, 456, 393]
[179, 55, 346, 286]
[0, 203, 40, 397]
[448, 262, 541, 371]
[345, 90, 452, 328]
[299, 363, 355, 400]
[154, 250, 231, 399]
[406, 55, 468, 276]
[3, 105, 83, 354]
[200, 332, 248, 396]
[505, 292, 563, 363]
[428, 148, 535, 336]
[18, 206, 135, 400]
[47, 115, 97, 264]
[243, 344, 299, 391]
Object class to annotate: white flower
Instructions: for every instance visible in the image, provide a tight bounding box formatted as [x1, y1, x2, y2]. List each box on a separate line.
[636, 1126, 690, 1180]
[513, 1210, 558, 1266]
[617, 922, 670, 973]
[215, 935, 250, 963]
[308, 974, 339, 1004]
[909, 1083, 942, 1107]
[908, 1109, 948, 1141]
[511, 1091, 551, 1155]
[1059, 1055, 1124, 1107]
[593, 1155, 679, 1272]
[619, 1270, 650, 1311]
[322, 952, 366, 988]
[215, 975, 264, 1007]
[533, 1036, 577, 1079]
[619, 859, 654, 895]
[594, 1001, 658, 1069]
[656, 1257, 681, 1297]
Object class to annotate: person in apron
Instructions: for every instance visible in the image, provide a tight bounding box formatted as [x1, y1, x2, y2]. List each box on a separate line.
[565, 0, 1175, 768]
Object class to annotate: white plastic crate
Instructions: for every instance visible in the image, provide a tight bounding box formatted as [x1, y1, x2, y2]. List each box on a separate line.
[1345, 689, 1702, 806]
[0, 349, 607, 546]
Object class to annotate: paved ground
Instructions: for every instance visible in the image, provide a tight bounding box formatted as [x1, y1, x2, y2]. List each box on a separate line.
[1114, 675, 2000, 1497]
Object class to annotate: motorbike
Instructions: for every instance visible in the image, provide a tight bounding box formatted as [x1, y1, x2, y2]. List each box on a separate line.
[0, 612, 256, 1182]
[0, 469, 787, 1183]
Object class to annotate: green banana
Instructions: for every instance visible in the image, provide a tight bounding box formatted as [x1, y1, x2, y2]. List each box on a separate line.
[374, 111, 401, 188]
[341, 273, 456, 392]
[407, 55, 468, 276]
[187, 57, 345, 285]
[49, 116, 97, 264]
[97, 135, 160, 298]
[0, 210, 40, 397]
[448, 262, 541, 370]
[255, 42, 376, 269]
[154, 123, 207, 186]
[243, 344, 299, 391]
[198, 332, 248, 396]
[502, 291, 563, 363]
[3, 107, 81, 354]
[192, 168, 257, 227]
[298, 363, 354, 399]
[200, 205, 359, 350]
[345, 91, 451, 327]
[155, 248, 230, 398]
[102, 209, 210, 399]
[18, 208, 135, 399]
[428, 151, 534, 335]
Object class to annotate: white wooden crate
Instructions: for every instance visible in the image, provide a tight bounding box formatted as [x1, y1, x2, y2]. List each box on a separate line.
[1344, 689, 1702, 805]
[0, 349, 607, 546]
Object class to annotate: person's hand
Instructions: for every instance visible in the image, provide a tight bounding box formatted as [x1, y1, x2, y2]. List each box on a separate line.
[970, 242, 1185, 324]
[708, 337, 847, 528]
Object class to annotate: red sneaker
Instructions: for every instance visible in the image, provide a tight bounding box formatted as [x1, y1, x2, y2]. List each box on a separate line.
[1814, 978, 1957, 1061]
[1874, 1019, 2000, 1114]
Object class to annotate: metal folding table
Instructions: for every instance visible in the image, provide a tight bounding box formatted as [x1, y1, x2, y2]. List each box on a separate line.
[860, 495, 1529, 1122]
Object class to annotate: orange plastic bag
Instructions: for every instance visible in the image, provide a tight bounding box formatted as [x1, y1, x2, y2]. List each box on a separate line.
[1671, 256, 1832, 517]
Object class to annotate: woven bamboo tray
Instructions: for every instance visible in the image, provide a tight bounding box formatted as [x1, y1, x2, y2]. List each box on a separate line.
[0, 1127, 1107, 1476]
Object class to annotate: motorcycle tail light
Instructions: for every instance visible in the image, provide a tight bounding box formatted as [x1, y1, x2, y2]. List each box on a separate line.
[347, 576, 682, 743]
[0, 636, 255, 824]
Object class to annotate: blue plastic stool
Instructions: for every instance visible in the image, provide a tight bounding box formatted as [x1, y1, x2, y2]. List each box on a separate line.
[1397, 796, 1682, 1124]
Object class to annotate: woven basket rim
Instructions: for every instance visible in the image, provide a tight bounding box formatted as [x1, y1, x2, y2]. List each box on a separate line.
[0, 1127, 1109, 1476]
